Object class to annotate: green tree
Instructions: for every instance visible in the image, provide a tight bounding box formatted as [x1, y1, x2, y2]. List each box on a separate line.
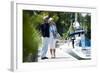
[23, 10, 41, 62]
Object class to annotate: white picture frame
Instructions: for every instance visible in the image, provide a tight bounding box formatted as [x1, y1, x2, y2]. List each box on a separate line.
[11, 1, 97, 71]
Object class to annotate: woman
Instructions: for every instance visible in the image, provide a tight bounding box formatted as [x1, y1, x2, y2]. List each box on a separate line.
[48, 18, 57, 58]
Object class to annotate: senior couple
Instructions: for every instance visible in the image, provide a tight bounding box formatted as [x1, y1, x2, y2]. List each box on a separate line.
[40, 16, 59, 60]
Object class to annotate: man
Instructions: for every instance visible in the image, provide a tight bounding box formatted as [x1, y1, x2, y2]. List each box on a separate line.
[40, 16, 50, 60]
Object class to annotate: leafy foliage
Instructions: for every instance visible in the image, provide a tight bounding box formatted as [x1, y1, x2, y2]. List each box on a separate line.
[23, 10, 41, 62]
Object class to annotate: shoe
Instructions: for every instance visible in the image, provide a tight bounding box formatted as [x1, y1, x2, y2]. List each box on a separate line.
[41, 57, 48, 60]
[51, 56, 56, 59]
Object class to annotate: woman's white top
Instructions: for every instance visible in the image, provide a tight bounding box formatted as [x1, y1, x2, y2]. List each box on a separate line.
[50, 25, 57, 38]
[49, 24, 57, 49]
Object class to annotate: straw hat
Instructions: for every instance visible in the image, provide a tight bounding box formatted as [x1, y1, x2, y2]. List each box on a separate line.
[48, 17, 53, 21]
[43, 15, 49, 20]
